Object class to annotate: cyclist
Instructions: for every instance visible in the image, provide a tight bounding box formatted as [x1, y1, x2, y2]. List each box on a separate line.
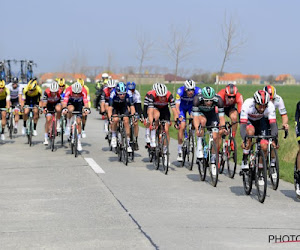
[147, 83, 179, 166]
[127, 82, 142, 150]
[42, 81, 62, 145]
[7, 77, 22, 134]
[62, 82, 90, 152]
[295, 101, 300, 196]
[77, 78, 91, 138]
[264, 85, 289, 131]
[142, 84, 158, 148]
[57, 78, 69, 98]
[108, 82, 136, 153]
[100, 79, 116, 139]
[0, 80, 11, 140]
[21, 78, 43, 136]
[217, 83, 243, 148]
[240, 90, 278, 173]
[175, 79, 201, 162]
[193, 86, 226, 175]
[95, 73, 109, 110]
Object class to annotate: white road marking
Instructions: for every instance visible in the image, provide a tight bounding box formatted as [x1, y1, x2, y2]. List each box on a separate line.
[84, 158, 105, 174]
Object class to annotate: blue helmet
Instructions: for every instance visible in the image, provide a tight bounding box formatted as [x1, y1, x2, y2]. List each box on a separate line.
[116, 82, 127, 93]
[127, 81, 136, 90]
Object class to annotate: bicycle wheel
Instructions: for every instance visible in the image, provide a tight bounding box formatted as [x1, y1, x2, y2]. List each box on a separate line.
[255, 150, 267, 203]
[161, 133, 169, 175]
[181, 142, 187, 167]
[60, 117, 65, 146]
[241, 152, 253, 195]
[186, 130, 195, 171]
[227, 137, 237, 178]
[74, 127, 78, 157]
[9, 112, 13, 139]
[294, 153, 300, 199]
[27, 117, 33, 146]
[51, 119, 55, 152]
[209, 141, 219, 187]
[117, 132, 122, 161]
[219, 148, 225, 174]
[122, 129, 128, 165]
[154, 132, 160, 170]
[269, 146, 279, 190]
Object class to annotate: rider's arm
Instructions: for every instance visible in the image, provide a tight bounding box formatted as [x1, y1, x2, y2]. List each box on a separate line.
[217, 96, 225, 127]
[192, 96, 201, 129]
[268, 102, 278, 137]
[5, 88, 11, 109]
[236, 92, 244, 114]
[239, 101, 248, 141]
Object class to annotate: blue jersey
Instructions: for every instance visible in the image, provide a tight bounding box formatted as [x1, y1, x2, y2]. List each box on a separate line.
[109, 89, 133, 107]
[175, 86, 201, 107]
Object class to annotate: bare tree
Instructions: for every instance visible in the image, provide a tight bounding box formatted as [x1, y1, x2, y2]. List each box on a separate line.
[219, 13, 246, 76]
[166, 25, 193, 95]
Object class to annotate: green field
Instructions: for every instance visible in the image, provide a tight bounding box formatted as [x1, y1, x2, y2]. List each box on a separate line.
[86, 82, 299, 183]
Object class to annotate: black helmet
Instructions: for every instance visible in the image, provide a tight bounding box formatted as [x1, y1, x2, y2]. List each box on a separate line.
[12, 77, 18, 83]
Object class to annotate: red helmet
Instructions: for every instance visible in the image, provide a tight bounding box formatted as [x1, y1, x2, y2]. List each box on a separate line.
[225, 84, 238, 96]
[253, 90, 270, 105]
[263, 85, 276, 100]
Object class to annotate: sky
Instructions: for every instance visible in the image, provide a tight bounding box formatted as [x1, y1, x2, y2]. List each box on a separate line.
[1, 0, 300, 77]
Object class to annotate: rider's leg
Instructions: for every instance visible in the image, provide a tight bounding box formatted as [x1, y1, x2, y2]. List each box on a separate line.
[14, 108, 19, 129]
[229, 109, 238, 138]
[1, 110, 6, 134]
[196, 115, 207, 158]
[33, 107, 39, 132]
[297, 145, 300, 171]
[44, 113, 52, 143]
[55, 104, 62, 131]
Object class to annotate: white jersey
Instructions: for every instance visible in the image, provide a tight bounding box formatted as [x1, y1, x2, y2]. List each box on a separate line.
[129, 90, 141, 104]
[272, 94, 287, 115]
[240, 98, 276, 123]
[6, 83, 22, 100]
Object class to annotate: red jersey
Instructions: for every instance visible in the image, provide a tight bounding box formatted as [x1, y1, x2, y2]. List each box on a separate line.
[217, 89, 243, 113]
[101, 86, 112, 102]
[63, 86, 88, 105]
[42, 88, 62, 104]
[148, 90, 175, 109]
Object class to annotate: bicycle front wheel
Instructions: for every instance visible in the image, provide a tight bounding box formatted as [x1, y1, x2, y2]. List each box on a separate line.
[60, 117, 65, 146]
[186, 131, 195, 171]
[269, 146, 279, 190]
[51, 120, 55, 152]
[122, 130, 128, 165]
[9, 113, 13, 139]
[161, 133, 169, 175]
[197, 158, 207, 181]
[27, 117, 33, 146]
[209, 141, 219, 187]
[74, 127, 78, 157]
[255, 150, 267, 203]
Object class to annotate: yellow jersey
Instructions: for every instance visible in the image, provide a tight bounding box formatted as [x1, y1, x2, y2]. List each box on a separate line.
[0, 87, 10, 101]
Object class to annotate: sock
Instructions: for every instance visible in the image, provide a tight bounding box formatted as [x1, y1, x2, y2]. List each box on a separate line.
[145, 128, 150, 136]
[67, 118, 71, 127]
[150, 129, 156, 140]
[34, 123, 37, 130]
[112, 131, 116, 137]
[78, 134, 81, 139]
[15, 122, 18, 128]
[45, 133, 48, 139]
[178, 144, 182, 153]
[197, 137, 203, 152]
[23, 121, 26, 127]
[127, 137, 130, 146]
[82, 123, 85, 130]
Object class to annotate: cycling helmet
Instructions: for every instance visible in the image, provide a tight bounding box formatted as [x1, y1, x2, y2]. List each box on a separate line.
[77, 78, 85, 86]
[107, 79, 116, 88]
[127, 82, 136, 90]
[116, 82, 127, 93]
[102, 73, 109, 78]
[253, 90, 270, 105]
[153, 82, 167, 97]
[202, 86, 215, 99]
[0, 80, 5, 88]
[225, 83, 238, 96]
[72, 81, 82, 94]
[50, 81, 59, 92]
[152, 82, 158, 90]
[263, 85, 276, 100]
[184, 79, 195, 90]
[57, 78, 65, 86]
[28, 79, 37, 91]
[12, 77, 18, 83]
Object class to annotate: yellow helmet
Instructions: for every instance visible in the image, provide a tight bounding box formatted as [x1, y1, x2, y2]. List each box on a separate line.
[57, 78, 65, 86]
[28, 79, 37, 91]
[77, 78, 85, 86]
[0, 80, 5, 88]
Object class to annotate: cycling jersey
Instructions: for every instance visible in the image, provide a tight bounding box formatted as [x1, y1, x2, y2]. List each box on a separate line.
[129, 89, 142, 115]
[60, 84, 69, 99]
[101, 86, 114, 103]
[23, 85, 42, 106]
[63, 86, 88, 106]
[217, 89, 243, 113]
[192, 94, 225, 116]
[272, 94, 287, 115]
[83, 85, 91, 108]
[296, 101, 300, 144]
[0, 87, 11, 101]
[109, 89, 134, 115]
[43, 88, 62, 104]
[175, 86, 201, 106]
[143, 90, 155, 118]
[6, 83, 22, 101]
[148, 91, 175, 109]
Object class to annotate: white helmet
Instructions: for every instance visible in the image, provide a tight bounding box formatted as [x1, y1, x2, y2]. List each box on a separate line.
[107, 79, 116, 88]
[50, 81, 59, 92]
[154, 83, 168, 97]
[184, 79, 195, 90]
[102, 73, 109, 78]
[72, 82, 82, 94]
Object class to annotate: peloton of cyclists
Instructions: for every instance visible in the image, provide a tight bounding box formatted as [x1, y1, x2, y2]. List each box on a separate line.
[0, 80, 11, 141]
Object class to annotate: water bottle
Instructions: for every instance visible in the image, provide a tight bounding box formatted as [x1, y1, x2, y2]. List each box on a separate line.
[203, 145, 208, 159]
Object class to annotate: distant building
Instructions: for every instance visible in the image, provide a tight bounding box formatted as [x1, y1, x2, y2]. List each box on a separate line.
[275, 74, 296, 85]
[216, 73, 261, 85]
[40, 73, 87, 83]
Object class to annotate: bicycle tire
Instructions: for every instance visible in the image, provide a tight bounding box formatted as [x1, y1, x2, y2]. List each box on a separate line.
[51, 119, 55, 152]
[197, 158, 207, 181]
[241, 151, 253, 195]
[122, 129, 128, 165]
[219, 148, 225, 174]
[294, 153, 300, 199]
[209, 141, 219, 187]
[161, 133, 169, 175]
[60, 117, 64, 146]
[154, 132, 160, 170]
[255, 150, 267, 203]
[117, 131, 122, 162]
[269, 145, 279, 190]
[28, 117, 33, 147]
[9, 112, 13, 139]
[227, 137, 237, 178]
[74, 126, 78, 157]
[181, 142, 187, 167]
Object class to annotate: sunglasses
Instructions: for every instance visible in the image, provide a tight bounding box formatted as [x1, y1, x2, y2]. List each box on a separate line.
[228, 96, 236, 99]
[187, 89, 195, 92]
[118, 92, 126, 95]
[59, 85, 65, 88]
[0, 87, 4, 89]
[204, 99, 213, 103]
[255, 103, 267, 109]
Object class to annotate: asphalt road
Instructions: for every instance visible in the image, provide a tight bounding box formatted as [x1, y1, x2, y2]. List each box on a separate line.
[1, 109, 300, 250]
